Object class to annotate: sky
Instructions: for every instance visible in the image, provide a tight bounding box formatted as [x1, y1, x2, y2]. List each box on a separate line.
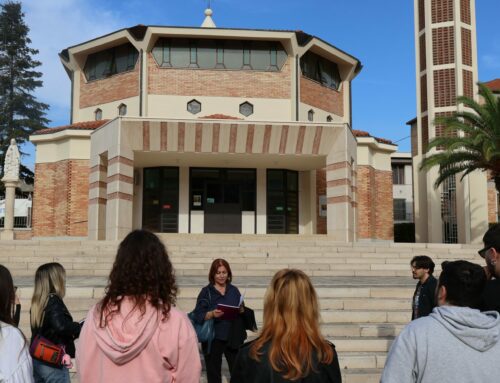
[17, 0, 500, 169]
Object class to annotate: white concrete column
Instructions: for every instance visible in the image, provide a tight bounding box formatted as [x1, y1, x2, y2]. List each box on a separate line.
[105, 154, 134, 240]
[1, 180, 18, 240]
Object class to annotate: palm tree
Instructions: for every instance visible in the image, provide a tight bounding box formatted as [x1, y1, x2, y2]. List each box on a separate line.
[420, 83, 500, 192]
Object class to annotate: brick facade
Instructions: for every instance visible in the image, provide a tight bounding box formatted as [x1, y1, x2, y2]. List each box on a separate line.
[431, 0, 454, 24]
[463, 69, 473, 98]
[33, 160, 89, 237]
[300, 77, 344, 117]
[434, 68, 456, 107]
[432, 27, 455, 65]
[356, 166, 394, 240]
[79, 65, 140, 109]
[461, 28, 472, 66]
[419, 34, 426, 72]
[147, 54, 291, 99]
[422, 116, 429, 152]
[421, 75, 428, 112]
[460, 0, 471, 24]
[419, 0, 426, 31]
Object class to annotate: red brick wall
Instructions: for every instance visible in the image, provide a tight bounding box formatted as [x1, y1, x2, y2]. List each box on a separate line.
[434, 68, 456, 107]
[33, 160, 89, 237]
[419, 0, 426, 31]
[435, 111, 455, 150]
[356, 166, 394, 240]
[14, 230, 33, 240]
[432, 27, 455, 65]
[300, 77, 344, 117]
[420, 34, 426, 72]
[463, 70, 473, 99]
[460, 0, 471, 24]
[147, 54, 291, 99]
[422, 116, 429, 153]
[79, 65, 140, 109]
[421, 75, 428, 112]
[316, 168, 327, 234]
[461, 28, 472, 66]
[431, 0, 454, 24]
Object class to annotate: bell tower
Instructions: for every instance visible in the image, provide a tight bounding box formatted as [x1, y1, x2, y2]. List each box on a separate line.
[412, 0, 488, 243]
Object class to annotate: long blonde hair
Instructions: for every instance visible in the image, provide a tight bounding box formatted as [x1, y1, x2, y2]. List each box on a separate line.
[30, 263, 66, 329]
[250, 269, 334, 380]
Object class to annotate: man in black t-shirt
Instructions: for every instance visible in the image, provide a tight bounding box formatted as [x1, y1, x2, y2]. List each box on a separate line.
[410, 255, 437, 320]
[479, 224, 500, 313]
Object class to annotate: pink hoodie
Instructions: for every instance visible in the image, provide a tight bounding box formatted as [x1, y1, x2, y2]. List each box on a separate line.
[76, 299, 201, 383]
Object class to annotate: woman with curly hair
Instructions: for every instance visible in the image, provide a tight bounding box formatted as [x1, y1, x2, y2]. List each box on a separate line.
[231, 269, 341, 383]
[76, 230, 201, 383]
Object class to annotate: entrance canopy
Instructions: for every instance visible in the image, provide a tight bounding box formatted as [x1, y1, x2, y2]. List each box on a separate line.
[88, 117, 357, 241]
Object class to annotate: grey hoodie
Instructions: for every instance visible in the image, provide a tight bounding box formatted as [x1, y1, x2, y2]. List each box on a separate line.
[381, 306, 500, 383]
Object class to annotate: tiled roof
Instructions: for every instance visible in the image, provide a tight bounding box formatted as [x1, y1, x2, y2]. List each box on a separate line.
[199, 114, 242, 120]
[33, 120, 109, 135]
[484, 79, 500, 93]
[353, 129, 395, 146]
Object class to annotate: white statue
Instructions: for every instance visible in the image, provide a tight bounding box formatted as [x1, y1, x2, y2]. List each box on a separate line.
[3, 138, 20, 181]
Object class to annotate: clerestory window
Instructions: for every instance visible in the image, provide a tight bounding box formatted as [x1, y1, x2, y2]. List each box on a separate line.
[152, 38, 287, 72]
[300, 51, 341, 90]
[84, 43, 139, 81]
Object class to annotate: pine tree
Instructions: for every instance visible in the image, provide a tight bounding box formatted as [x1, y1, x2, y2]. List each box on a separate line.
[0, 1, 48, 179]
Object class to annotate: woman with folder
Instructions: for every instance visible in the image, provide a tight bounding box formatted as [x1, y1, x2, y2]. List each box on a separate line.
[192, 258, 243, 383]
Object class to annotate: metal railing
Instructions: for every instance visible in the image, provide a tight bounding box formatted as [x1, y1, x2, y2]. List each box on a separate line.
[0, 194, 32, 229]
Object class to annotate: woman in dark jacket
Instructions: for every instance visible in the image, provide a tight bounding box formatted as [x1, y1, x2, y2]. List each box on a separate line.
[30, 263, 82, 383]
[231, 269, 342, 383]
[192, 258, 243, 383]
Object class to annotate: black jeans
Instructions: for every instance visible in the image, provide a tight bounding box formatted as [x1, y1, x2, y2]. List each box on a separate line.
[204, 339, 238, 383]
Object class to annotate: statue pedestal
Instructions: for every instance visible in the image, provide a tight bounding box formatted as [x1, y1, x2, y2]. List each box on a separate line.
[1, 179, 19, 240]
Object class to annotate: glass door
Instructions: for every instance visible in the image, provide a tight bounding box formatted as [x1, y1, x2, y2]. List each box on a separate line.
[142, 167, 179, 233]
[267, 169, 298, 234]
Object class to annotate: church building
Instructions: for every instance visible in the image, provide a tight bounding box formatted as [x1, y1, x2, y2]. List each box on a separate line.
[30, 10, 397, 241]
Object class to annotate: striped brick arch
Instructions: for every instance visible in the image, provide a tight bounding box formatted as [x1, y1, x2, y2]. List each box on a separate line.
[129, 120, 328, 156]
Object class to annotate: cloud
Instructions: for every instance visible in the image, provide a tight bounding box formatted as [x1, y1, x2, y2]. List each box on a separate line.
[21, 0, 124, 124]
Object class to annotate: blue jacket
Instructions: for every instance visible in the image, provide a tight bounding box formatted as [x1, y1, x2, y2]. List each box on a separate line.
[192, 283, 241, 341]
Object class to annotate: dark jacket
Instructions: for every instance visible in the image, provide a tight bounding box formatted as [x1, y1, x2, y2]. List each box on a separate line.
[412, 275, 438, 320]
[481, 279, 500, 313]
[31, 294, 81, 358]
[192, 283, 241, 342]
[231, 339, 341, 383]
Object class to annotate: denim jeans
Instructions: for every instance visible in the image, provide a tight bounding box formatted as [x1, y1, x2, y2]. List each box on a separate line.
[33, 359, 70, 383]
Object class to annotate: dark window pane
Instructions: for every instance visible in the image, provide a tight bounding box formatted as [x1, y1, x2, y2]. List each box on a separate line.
[198, 40, 217, 69]
[223, 41, 243, 69]
[251, 41, 270, 70]
[300, 51, 341, 90]
[242, 42, 251, 69]
[171, 39, 190, 67]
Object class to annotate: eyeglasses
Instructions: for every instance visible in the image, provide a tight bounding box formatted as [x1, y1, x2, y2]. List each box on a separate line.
[478, 247, 491, 259]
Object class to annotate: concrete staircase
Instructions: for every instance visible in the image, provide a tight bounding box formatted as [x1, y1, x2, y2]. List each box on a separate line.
[0, 235, 482, 382]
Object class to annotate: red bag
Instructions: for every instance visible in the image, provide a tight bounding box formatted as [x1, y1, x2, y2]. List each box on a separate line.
[30, 334, 65, 366]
